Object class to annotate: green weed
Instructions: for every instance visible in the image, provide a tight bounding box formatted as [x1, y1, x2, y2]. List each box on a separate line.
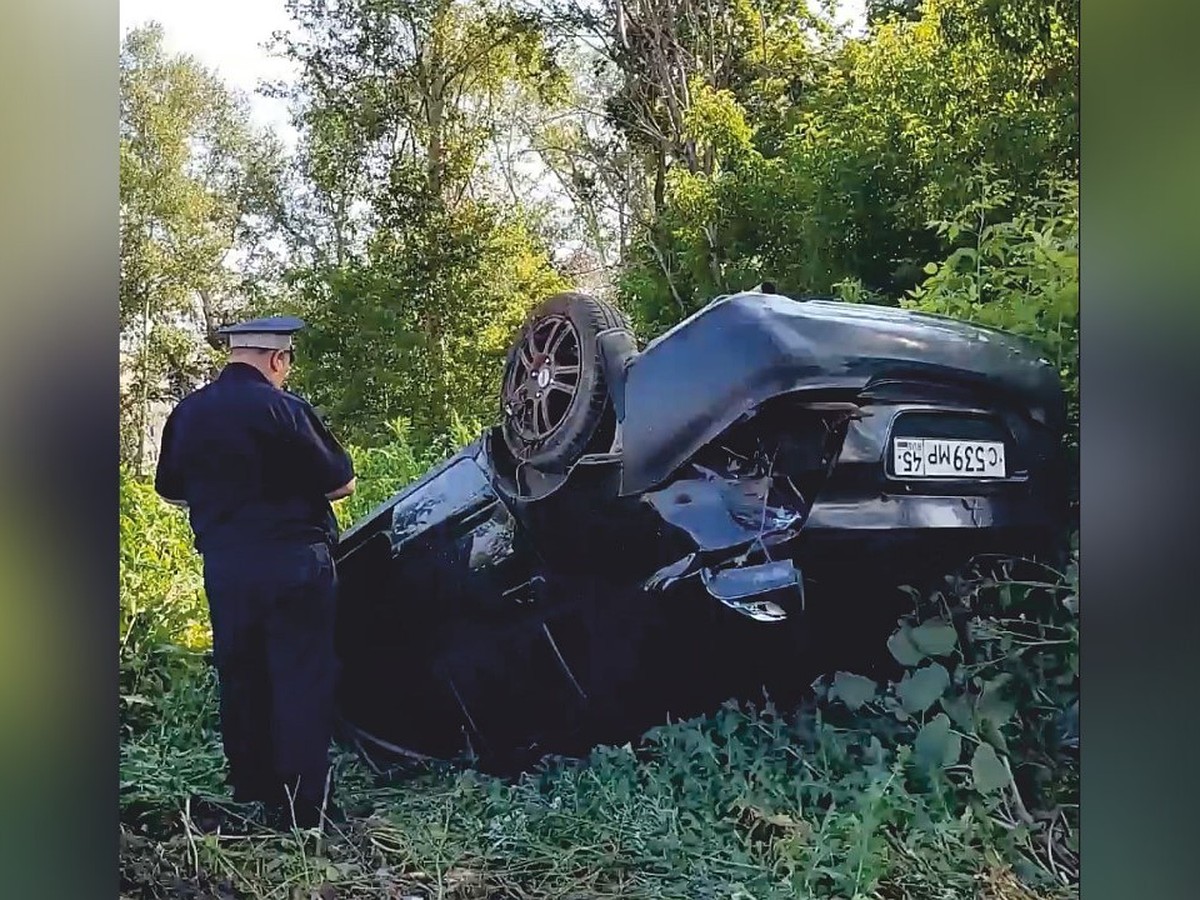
[120, 429, 1077, 900]
[119, 548, 1078, 899]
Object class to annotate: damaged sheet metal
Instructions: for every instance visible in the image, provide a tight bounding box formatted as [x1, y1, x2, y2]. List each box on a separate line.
[643, 466, 806, 552]
[701, 560, 799, 623]
[616, 291, 1064, 496]
[703, 559, 800, 602]
[331, 287, 1068, 774]
[709, 597, 788, 624]
[642, 552, 701, 593]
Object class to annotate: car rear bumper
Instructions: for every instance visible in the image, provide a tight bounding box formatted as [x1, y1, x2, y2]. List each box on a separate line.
[803, 490, 1056, 532]
[795, 491, 1064, 581]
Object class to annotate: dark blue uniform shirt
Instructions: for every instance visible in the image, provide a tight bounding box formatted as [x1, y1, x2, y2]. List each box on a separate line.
[154, 363, 354, 554]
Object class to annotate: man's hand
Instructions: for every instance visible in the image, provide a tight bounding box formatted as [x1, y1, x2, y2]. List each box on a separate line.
[326, 477, 356, 501]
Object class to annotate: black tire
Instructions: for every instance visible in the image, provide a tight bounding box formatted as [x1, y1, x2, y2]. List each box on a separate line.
[500, 292, 632, 471]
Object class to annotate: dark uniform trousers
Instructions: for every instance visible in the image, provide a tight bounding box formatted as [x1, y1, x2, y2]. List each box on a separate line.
[202, 540, 339, 812]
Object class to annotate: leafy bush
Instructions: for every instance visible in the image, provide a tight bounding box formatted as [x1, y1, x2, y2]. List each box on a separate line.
[118, 417, 1077, 899]
[288, 201, 568, 447]
[823, 554, 1079, 886]
[120, 467, 209, 727]
[336, 413, 482, 529]
[616, 0, 1078, 329]
[119, 468, 208, 659]
[121, 663, 225, 823]
[905, 168, 1079, 445]
[119, 531, 1079, 899]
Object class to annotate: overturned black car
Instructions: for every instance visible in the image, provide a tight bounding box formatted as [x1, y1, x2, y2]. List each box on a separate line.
[333, 289, 1067, 770]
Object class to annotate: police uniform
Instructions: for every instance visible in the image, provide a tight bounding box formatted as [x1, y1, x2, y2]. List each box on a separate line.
[154, 316, 354, 826]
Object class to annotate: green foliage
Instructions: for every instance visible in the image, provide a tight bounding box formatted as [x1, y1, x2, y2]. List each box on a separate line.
[120, 23, 286, 472]
[119, 468, 208, 698]
[289, 200, 567, 446]
[120, 501, 1079, 898]
[121, 664, 225, 818]
[683, 78, 755, 162]
[867, 0, 925, 25]
[829, 671, 878, 710]
[906, 168, 1079, 444]
[278, 0, 568, 207]
[268, 0, 572, 446]
[118, 465, 221, 809]
[616, 0, 1078, 333]
[816, 554, 1080, 876]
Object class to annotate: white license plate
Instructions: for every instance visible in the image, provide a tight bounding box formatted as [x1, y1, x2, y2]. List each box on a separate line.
[892, 437, 1006, 479]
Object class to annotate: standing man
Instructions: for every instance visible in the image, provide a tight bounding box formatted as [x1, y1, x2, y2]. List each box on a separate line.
[154, 316, 356, 830]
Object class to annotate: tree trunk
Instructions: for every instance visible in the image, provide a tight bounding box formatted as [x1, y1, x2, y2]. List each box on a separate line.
[427, 89, 445, 198]
[653, 143, 666, 214]
[135, 290, 151, 478]
[425, 17, 447, 200]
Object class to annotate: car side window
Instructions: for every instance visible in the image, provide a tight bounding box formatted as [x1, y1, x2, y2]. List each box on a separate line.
[391, 459, 492, 546]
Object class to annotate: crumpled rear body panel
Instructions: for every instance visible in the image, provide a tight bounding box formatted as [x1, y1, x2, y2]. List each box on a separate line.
[615, 292, 1063, 495]
[332, 292, 1068, 769]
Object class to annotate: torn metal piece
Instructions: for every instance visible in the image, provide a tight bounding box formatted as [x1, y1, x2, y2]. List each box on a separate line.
[703, 560, 800, 602]
[643, 553, 700, 592]
[715, 597, 789, 624]
[645, 469, 804, 552]
[700, 560, 800, 623]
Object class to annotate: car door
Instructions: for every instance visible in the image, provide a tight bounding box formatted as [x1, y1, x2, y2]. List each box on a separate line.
[335, 448, 589, 761]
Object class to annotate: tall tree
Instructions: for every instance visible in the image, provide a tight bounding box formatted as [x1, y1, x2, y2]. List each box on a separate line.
[270, 0, 571, 442]
[544, 0, 832, 318]
[865, 0, 923, 25]
[604, 0, 1078, 331]
[120, 23, 286, 472]
[270, 0, 568, 233]
[484, 41, 645, 293]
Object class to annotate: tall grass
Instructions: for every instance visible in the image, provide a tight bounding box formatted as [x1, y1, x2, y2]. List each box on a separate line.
[119, 425, 1078, 899]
